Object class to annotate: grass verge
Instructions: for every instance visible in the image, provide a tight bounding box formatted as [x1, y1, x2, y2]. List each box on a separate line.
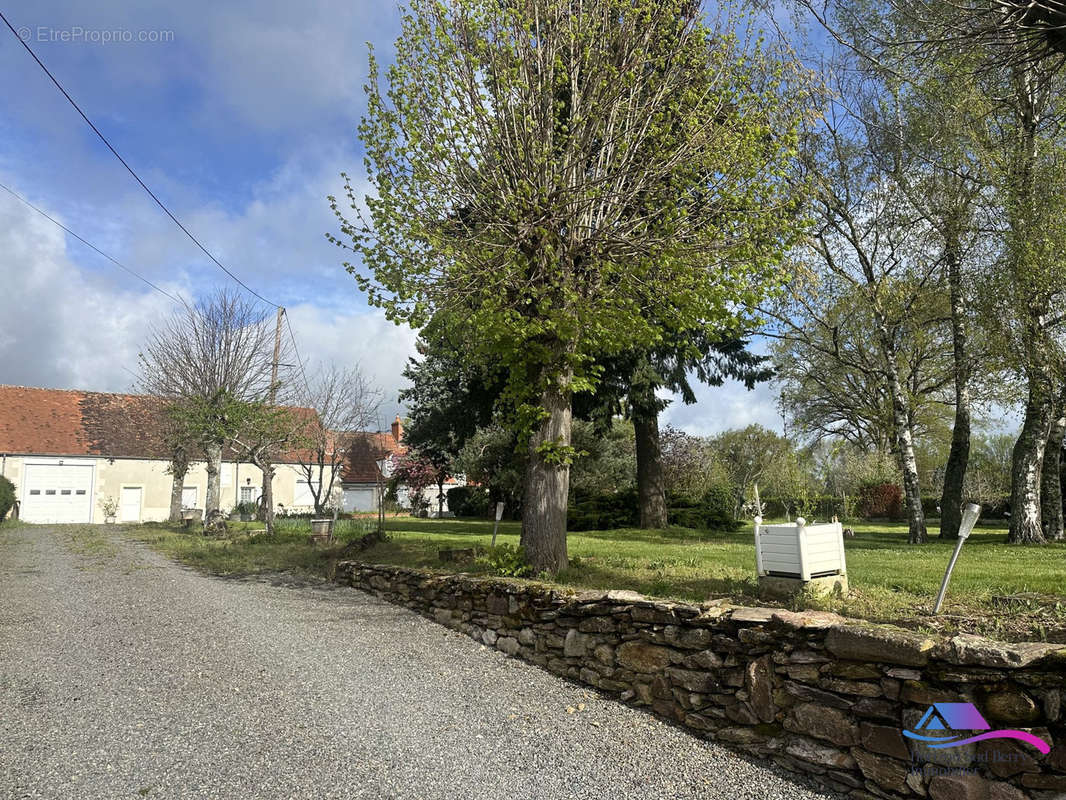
[124, 516, 1066, 642]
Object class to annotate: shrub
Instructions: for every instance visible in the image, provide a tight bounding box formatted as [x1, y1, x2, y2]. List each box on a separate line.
[447, 485, 492, 518]
[475, 543, 531, 577]
[567, 485, 740, 531]
[567, 489, 640, 531]
[858, 483, 904, 519]
[979, 497, 1011, 520]
[0, 475, 14, 521]
[696, 483, 737, 529]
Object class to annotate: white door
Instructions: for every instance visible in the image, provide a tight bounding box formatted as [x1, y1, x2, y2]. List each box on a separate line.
[181, 486, 198, 508]
[119, 487, 142, 522]
[22, 462, 95, 523]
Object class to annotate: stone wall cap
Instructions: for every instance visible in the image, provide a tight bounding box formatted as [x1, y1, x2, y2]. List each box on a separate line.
[730, 607, 776, 624]
[574, 590, 609, 603]
[934, 633, 1066, 669]
[341, 560, 1062, 656]
[605, 589, 646, 604]
[771, 610, 846, 631]
[825, 624, 939, 667]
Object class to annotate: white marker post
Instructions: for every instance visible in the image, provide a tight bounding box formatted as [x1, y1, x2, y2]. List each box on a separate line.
[933, 503, 982, 614]
[491, 501, 505, 547]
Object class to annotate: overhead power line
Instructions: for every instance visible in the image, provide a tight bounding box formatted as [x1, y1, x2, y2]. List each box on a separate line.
[0, 10, 320, 403]
[284, 314, 314, 400]
[0, 9, 276, 308]
[0, 179, 186, 307]
[0, 10, 324, 409]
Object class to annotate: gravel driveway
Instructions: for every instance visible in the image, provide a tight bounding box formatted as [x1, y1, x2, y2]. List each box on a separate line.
[0, 525, 837, 800]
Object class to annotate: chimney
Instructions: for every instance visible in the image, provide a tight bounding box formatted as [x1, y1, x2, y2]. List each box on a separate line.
[391, 415, 403, 443]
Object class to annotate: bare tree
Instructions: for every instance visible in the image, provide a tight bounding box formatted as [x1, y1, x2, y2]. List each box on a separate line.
[295, 364, 383, 515]
[139, 290, 279, 525]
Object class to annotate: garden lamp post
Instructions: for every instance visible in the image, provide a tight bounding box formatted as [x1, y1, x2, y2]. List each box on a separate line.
[933, 502, 981, 614]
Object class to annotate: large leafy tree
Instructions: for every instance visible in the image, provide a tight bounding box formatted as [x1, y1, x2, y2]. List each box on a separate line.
[332, 0, 813, 572]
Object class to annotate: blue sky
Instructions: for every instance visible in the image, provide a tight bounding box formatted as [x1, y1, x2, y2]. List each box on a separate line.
[0, 0, 786, 435]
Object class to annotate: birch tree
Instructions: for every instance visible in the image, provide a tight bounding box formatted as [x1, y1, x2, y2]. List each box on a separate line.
[787, 96, 945, 543]
[979, 57, 1066, 543]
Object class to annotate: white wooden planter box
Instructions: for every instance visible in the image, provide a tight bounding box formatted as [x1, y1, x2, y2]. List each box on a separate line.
[754, 517, 847, 581]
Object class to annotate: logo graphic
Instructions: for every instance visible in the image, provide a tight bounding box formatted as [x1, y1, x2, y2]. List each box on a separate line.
[903, 702, 1050, 754]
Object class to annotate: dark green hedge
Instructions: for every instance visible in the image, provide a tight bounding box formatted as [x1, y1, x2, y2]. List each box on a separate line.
[0, 475, 15, 522]
[447, 485, 493, 518]
[923, 496, 1012, 520]
[567, 486, 739, 532]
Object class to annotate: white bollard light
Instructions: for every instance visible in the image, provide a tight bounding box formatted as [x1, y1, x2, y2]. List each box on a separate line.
[933, 502, 982, 614]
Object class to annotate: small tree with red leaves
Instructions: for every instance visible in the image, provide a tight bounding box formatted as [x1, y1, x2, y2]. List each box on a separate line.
[389, 451, 440, 517]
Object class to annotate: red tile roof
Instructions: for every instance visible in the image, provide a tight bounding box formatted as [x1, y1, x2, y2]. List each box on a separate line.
[0, 385, 315, 463]
[340, 431, 405, 484]
[0, 386, 170, 458]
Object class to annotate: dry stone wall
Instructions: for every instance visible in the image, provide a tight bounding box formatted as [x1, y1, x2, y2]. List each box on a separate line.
[336, 561, 1066, 800]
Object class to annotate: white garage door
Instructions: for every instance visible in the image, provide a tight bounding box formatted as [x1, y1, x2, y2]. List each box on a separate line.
[343, 487, 377, 512]
[22, 462, 95, 523]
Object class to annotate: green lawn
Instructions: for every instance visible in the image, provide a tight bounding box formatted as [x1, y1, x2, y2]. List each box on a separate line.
[123, 516, 1066, 642]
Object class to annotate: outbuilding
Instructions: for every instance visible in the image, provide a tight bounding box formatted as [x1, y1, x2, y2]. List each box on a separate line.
[0, 385, 327, 523]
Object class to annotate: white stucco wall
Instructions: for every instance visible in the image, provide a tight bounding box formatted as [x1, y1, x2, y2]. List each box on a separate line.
[1, 454, 341, 523]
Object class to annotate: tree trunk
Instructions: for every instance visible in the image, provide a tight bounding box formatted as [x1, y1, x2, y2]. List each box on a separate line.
[1059, 448, 1066, 542]
[878, 326, 927, 543]
[204, 442, 223, 518]
[520, 371, 572, 575]
[168, 463, 187, 523]
[633, 406, 668, 530]
[1009, 383, 1053, 544]
[939, 237, 971, 540]
[307, 460, 326, 516]
[438, 478, 445, 518]
[1041, 400, 1065, 542]
[260, 458, 276, 535]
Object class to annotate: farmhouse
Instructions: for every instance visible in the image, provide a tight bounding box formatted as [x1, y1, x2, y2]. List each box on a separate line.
[0, 385, 335, 524]
[338, 416, 465, 515]
[339, 416, 406, 512]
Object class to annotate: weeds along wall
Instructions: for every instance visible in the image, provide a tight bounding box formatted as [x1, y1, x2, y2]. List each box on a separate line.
[337, 561, 1066, 800]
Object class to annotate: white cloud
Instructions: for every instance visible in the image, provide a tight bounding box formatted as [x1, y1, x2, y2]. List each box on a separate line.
[0, 187, 181, 392]
[660, 377, 785, 436]
[284, 303, 419, 427]
[0, 183, 418, 428]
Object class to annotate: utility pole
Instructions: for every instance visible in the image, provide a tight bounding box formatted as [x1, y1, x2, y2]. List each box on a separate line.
[270, 306, 284, 403]
[259, 306, 285, 534]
